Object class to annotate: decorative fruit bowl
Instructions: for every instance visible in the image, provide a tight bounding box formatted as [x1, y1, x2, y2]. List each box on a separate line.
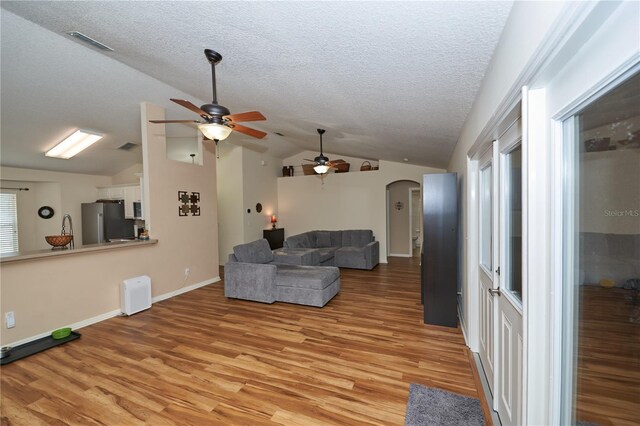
[45, 235, 73, 249]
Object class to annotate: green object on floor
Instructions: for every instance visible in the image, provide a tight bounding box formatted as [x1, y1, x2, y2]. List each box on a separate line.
[51, 327, 71, 339]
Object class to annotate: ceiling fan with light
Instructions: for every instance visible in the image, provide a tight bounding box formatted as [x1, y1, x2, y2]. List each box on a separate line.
[304, 128, 342, 174]
[149, 49, 266, 141]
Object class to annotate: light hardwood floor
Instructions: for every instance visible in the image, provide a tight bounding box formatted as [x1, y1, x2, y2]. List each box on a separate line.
[576, 286, 640, 426]
[0, 257, 488, 425]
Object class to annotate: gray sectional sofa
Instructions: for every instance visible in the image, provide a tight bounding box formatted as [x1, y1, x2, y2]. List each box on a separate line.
[281, 229, 379, 270]
[224, 239, 340, 307]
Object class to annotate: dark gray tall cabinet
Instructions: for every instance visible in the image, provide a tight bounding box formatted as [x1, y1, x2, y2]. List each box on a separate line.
[421, 172, 458, 327]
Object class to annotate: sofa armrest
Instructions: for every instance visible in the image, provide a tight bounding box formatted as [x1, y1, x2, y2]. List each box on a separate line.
[364, 240, 380, 269]
[224, 262, 277, 303]
[334, 240, 380, 270]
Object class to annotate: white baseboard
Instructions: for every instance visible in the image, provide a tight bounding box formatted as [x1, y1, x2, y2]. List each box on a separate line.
[6, 276, 221, 348]
[458, 304, 469, 347]
[388, 253, 412, 258]
[152, 276, 220, 303]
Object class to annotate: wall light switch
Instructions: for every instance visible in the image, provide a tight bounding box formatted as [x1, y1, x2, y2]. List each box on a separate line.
[5, 311, 15, 329]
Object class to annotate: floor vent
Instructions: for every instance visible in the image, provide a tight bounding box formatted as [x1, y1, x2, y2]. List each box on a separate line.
[121, 276, 152, 316]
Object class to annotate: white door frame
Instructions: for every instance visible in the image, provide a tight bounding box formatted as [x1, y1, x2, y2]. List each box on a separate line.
[408, 187, 421, 255]
[477, 143, 497, 398]
[462, 2, 638, 424]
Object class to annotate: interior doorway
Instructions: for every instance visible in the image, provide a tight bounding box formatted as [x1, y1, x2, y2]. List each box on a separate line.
[386, 180, 419, 257]
[409, 187, 422, 257]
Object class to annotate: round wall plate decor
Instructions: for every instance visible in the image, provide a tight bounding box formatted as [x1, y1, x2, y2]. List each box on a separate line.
[256, 203, 263, 213]
[38, 206, 54, 219]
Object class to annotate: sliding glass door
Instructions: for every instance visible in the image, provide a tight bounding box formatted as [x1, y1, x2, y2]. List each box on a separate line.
[562, 71, 640, 425]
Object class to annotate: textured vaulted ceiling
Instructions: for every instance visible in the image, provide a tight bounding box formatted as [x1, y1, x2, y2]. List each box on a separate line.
[1, 1, 512, 175]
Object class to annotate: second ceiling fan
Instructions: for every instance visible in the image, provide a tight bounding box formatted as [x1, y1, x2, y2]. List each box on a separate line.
[150, 49, 267, 140]
[305, 128, 342, 174]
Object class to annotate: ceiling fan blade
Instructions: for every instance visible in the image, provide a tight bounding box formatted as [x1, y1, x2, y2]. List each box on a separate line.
[224, 111, 266, 123]
[230, 123, 267, 139]
[304, 159, 316, 163]
[149, 120, 200, 124]
[170, 99, 211, 118]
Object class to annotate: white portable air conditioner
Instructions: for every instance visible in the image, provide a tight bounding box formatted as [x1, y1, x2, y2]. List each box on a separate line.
[121, 275, 152, 315]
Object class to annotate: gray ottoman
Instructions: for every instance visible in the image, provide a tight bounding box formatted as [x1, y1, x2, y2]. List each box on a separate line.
[275, 265, 340, 307]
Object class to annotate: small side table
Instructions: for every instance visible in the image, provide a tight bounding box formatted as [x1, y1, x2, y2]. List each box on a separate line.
[263, 228, 284, 249]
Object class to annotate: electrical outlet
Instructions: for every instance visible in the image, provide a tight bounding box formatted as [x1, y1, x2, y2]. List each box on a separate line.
[184, 268, 190, 278]
[5, 311, 15, 329]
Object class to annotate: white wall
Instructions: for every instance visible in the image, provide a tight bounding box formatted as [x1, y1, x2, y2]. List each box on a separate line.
[278, 160, 443, 263]
[387, 180, 419, 256]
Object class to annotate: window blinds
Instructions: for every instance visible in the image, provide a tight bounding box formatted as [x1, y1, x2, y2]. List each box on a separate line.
[0, 193, 19, 254]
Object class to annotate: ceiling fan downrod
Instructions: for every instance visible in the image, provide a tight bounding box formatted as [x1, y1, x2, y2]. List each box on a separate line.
[204, 49, 222, 104]
[316, 128, 328, 164]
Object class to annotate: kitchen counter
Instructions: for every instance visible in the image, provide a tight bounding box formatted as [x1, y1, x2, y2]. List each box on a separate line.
[0, 239, 158, 264]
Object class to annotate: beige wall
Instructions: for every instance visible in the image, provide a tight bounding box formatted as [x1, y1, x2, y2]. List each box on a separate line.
[216, 144, 245, 263]
[241, 148, 282, 243]
[1, 167, 113, 250]
[216, 145, 282, 263]
[0, 103, 219, 346]
[387, 180, 419, 256]
[111, 163, 143, 185]
[278, 160, 443, 263]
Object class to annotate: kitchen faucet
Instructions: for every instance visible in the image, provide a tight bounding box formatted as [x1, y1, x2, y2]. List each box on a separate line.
[61, 214, 74, 249]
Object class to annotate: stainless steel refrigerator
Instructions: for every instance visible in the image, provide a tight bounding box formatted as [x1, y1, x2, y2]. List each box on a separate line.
[81, 201, 135, 244]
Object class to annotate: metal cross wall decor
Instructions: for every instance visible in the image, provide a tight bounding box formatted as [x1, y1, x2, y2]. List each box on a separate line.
[178, 191, 201, 216]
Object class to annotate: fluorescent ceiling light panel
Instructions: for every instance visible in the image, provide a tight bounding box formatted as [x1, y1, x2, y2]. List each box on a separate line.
[46, 129, 104, 159]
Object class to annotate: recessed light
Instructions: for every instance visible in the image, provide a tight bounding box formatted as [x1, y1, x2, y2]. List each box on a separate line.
[66, 31, 114, 51]
[403, 158, 409, 162]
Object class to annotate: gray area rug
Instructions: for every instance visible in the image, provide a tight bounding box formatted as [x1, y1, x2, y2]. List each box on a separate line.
[405, 383, 485, 426]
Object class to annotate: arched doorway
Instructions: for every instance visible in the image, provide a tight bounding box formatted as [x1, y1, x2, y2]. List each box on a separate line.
[386, 180, 420, 257]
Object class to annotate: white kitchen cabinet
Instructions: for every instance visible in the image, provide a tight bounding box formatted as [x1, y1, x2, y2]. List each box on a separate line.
[97, 183, 141, 219]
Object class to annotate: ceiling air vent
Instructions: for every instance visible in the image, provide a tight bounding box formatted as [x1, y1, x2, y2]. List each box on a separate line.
[66, 31, 114, 52]
[117, 142, 138, 151]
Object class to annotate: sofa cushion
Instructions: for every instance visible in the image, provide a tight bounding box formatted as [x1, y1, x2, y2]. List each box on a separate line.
[276, 265, 340, 290]
[286, 232, 313, 248]
[316, 231, 332, 247]
[329, 230, 343, 247]
[317, 247, 338, 263]
[233, 239, 274, 264]
[342, 229, 373, 247]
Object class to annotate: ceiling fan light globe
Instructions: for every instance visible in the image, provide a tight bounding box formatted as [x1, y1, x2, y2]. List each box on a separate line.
[314, 164, 330, 174]
[198, 123, 232, 141]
